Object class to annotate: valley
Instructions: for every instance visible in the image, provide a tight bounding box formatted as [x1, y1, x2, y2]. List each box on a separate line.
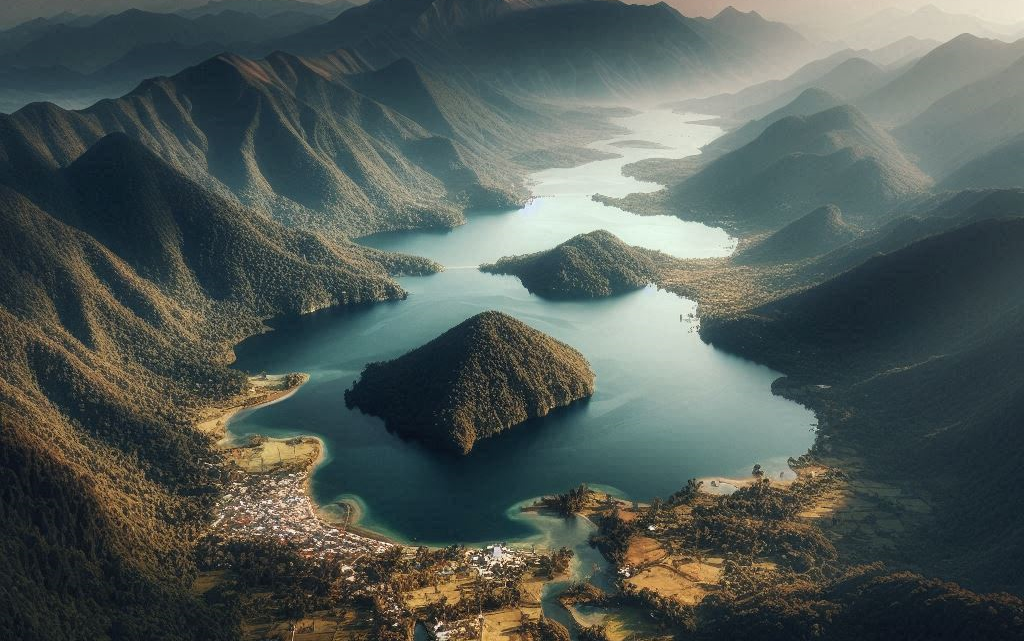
[4, 2, 1024, 640]
[225, 109, 815, 545]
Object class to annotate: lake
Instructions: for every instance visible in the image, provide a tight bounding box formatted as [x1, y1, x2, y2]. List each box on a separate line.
[228, 109, 816, 546]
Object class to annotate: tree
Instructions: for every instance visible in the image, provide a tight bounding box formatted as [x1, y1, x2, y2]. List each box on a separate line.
[668, 479, 704, 506]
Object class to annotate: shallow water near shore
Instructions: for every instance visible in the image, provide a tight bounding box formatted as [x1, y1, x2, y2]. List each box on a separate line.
[229, 109, 816, 546]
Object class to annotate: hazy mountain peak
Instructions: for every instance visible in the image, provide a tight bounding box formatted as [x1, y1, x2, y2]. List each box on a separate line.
[914, 4, 944, 16]
[778, 103, 867, 133]
[669, 101, 929, 232]
[737, 204, 858, 264]
[713, 5, 763, 21]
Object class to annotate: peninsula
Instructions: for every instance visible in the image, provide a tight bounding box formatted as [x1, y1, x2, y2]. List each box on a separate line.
[344, 311, 595, 454]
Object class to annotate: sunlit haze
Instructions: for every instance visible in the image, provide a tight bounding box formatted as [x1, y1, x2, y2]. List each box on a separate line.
[639, 0, 1024, 23]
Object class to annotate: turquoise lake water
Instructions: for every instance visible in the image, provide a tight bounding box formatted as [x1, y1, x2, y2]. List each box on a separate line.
[228, 109, 816, 546]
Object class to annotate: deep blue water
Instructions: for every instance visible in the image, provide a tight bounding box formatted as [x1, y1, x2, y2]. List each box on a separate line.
[228, 110, 816, 545]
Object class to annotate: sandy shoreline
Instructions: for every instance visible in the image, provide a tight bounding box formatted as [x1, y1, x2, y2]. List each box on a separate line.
[197, 373, 310, 441]
[201, 370, 814, 551]
[197, 372, 403, 547]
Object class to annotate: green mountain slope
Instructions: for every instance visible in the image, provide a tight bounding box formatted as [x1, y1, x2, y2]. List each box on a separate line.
[735, 204, 858, 264]
[665, 106, 930, 232]
[481, 230, 660, 299]
[702, 217, 1024, 590]
[345, 311, 595, 454]
[0, 132, 435, 640]
[703, 88, 843, 159]
[859, 33, 1024, 125]
[0, 50, 544, 238]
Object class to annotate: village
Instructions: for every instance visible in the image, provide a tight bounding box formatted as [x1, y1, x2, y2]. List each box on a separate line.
[208, 465, 393, 564]
[195, 432, 573, 641]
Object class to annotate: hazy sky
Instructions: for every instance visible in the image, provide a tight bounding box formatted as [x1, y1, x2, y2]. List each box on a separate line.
[651, 0, 1024, 24]
[4, 0, 1024, 28]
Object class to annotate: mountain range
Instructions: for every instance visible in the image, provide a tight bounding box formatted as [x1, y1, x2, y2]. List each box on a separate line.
[177, 0, 357, 19]
[858, 33, 1024, 125]
[701, 212, 1024, 590]
[672, 38, 938, 122]
[677, 28, 1024, 201]
[0, 8, 326, 73]
[895, 53, 1024, 179]
[0, 0, 360, 27]
[4, 0, 1024, 637]
[0, 7, 335, 112]
[0, 49, 614, 239]
[268, 1, 813, 99]
[640, 105, 930, 233]
[842, 4, 1022, 49]
[0, 123, 438, 638]
[0, 1, 820, 114]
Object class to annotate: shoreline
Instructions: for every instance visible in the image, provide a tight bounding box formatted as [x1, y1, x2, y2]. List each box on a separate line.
[197, 373, 310, 442]
[207, 108, 824, 554]
[196, 372, 405, 548]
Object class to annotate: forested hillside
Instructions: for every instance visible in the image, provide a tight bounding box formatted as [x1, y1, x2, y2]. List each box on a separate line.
[694, 213, 1024, 592]
[0, 131, 436, 639]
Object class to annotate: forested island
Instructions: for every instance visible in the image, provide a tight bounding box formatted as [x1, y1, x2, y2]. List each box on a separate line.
[345, 311, 596, 454]
[481, 230, 660, 299]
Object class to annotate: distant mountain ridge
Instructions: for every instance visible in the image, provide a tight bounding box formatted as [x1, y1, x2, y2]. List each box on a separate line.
[0, 0, 817, 110]
[844, 4, 1021, 49]
[732, 56, 890, 122]
[896, 54, 1024, 179]
[659, 105, 930, 232]
[671, 38, 937, 122]
[176, 0, 357, 19]
[0, 49, 591, 238]
[271, 0, 813, 99]
[0, 6, 335, 111]
[702, 87, 843, 158]
[0, 8, 326, 73]
[859, 33, 1024, 125]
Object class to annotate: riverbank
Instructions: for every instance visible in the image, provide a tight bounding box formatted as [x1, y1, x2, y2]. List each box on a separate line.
[196, 373, 310, 440]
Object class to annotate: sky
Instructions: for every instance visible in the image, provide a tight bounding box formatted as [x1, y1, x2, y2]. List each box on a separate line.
[3, 0, 1024, 28]
[651, 0, 1024, 24]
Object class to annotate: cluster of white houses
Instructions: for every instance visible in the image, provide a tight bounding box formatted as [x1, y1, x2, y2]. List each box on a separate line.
[209, 470, 392, 562]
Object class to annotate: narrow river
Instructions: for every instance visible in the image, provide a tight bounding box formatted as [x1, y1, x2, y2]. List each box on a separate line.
[228, 110, 816, 555]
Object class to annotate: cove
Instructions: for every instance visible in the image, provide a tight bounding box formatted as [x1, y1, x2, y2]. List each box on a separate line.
[228, 109, 817, 545]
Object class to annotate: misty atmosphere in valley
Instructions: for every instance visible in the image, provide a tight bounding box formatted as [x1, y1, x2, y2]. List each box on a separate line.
[2, 1, 1024, 640]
